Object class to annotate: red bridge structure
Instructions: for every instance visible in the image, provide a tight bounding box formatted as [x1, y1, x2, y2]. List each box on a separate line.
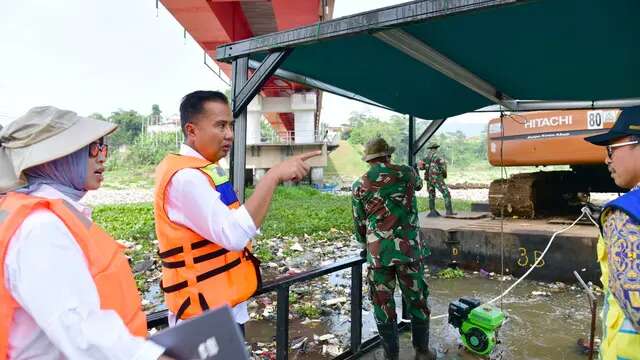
[161, 1, 338, 188]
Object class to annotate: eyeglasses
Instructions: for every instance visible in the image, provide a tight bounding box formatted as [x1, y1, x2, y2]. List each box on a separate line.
[606, 140, 638, 158]
[89, 142, 109, 158]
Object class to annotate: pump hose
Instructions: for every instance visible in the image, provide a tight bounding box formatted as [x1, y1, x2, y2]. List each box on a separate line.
[429, 206, 600, 321]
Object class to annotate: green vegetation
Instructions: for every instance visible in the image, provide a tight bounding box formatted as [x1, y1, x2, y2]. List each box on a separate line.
[254, 245, 275, 262]
[92, 203, 156, 263]
[344, 112, 490, 179]
[335, 111, 572, 185]
[325, 140, 368, 179]
[106, 133, 181, 171]
[289, 293, 299, 304]
[92, 186, 471, 248]
[436, 268, 465, 279]
[246, 186, 353, 238]
[90, 106, 184, 173]
[347, 113, 415, 164]
[247, 186, 471, 239]
[103, 165, 155, 189]
[295, 303, 321, 319]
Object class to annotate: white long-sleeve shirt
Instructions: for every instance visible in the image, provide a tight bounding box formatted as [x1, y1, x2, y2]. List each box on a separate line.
[4, 185, 165, 360]
[165, 144, 258, 325]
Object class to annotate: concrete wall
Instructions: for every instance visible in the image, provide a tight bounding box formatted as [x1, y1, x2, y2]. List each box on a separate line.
[245, 92, 318, 145]
[421, 226, 601, 284]
[291, 92, 316, 144]
[246, 143, 328, 169]
[247, 96, 262, 145]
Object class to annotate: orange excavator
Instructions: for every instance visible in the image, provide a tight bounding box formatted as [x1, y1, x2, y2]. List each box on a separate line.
[486, 109, 623, 218]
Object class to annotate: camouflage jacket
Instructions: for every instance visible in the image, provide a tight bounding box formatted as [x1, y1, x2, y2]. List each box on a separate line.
[422, 149, 447, 179]
[351, 162, 429, 267]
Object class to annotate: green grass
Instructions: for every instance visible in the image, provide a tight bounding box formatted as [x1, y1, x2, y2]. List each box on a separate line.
[295, 303, 321, 319]
[92, 186, 471, 251]
[102, 165, 155, 189]
[325, 140, 368, 180]
[324, 140, 571, 186]
[419, 198, 472, 213]
[247, 186, 354, 238]
[436, 268, 465, 279]
[92, 203, 156, 263]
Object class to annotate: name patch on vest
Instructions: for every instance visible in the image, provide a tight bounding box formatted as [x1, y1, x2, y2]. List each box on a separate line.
[200, 165, 240, 207]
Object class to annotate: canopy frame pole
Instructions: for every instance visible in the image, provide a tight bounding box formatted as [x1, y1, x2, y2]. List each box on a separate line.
[496, 98, 640, 112]
[232, 49, 293, 118]
[373, 29, 515, 110]
[216, 0, 522, 62]
[248, 59, 392, 110]
[414, 118, 446, 155]
[230, 57, 249, 202]
[408, 115, 416, 166]
[229, 50, 292, 201]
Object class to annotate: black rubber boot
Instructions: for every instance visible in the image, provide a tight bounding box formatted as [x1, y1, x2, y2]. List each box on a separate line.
[412, 319, 437, 360]
[376, 322, 399, 360]
[427, 198, 440, 217]
[444, 199, 457, 216]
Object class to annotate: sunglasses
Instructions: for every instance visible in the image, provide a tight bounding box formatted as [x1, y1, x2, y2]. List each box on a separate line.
[606, 140, 638, 158]
[89, 142, 109, 158]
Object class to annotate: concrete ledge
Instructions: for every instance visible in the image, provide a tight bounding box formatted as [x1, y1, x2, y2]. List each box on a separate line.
[420, 214, 601, 284]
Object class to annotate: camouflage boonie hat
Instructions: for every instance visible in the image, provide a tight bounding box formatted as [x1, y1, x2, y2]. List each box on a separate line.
[362, 137, 395, 161]
[426, 142, 440, 149]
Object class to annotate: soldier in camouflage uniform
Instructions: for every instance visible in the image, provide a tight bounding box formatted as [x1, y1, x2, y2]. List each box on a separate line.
[352, 137, 436, 360]
[418, 143, 455, 217]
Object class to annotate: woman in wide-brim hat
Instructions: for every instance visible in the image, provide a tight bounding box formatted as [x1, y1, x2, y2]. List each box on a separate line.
[0, 106, 168, 359]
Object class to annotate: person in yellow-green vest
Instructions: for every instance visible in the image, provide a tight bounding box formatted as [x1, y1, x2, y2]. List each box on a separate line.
[585, 105, 640, 359]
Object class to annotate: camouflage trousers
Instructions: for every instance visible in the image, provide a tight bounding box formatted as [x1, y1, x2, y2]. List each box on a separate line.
[426, 176, 451, 203]
[367, 261, 430, 325]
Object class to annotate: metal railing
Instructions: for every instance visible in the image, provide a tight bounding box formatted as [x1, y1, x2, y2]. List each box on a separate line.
[146, 256, 404, 360]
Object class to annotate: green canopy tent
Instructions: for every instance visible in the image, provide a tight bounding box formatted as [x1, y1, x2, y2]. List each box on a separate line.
[212, 2, 640, 357]
[216, 0, 640, 199]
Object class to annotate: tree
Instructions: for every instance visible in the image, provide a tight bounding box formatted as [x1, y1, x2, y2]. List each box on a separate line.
[151, 104, 162, 117]
[108, 110, 145, 147]
[346, 112, 408, 163]
[344, 112, 490, 167]
[150, 104, 162, 126]
[260, 118, 277, 142]
[89, 112, 106, 121]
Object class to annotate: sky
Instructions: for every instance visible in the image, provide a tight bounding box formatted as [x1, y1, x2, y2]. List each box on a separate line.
[0, 0, 495, 134]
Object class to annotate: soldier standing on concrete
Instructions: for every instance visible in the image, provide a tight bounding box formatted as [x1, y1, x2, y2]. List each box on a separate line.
[352, 137, 436, 360]
[418, 143, 455, 217]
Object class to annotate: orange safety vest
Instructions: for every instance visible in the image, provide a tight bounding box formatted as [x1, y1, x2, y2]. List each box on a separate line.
[154, 154, 261, 320]
[0, 193, 147, 359]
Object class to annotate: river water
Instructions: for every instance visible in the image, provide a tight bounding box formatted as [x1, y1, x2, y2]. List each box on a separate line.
[245, 272, 600, 360]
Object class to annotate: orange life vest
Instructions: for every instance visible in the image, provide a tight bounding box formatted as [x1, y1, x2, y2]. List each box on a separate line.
[0, 192, 147, 359]
[154, 154, 261, 320]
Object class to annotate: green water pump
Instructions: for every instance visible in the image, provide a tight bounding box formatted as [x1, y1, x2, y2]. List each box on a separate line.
[448, 298, 505, 356]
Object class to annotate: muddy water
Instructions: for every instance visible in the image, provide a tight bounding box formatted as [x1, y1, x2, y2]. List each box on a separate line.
[246, 272, 601, 359]
[423, 276, 600, 360]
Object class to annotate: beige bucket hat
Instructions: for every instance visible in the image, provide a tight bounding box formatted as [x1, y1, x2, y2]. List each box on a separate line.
[0, 106, 117, 193]
[362, 137, 395, 162]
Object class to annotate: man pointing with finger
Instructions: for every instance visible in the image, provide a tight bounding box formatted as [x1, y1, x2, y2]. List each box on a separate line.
[153, 90, 320, 335]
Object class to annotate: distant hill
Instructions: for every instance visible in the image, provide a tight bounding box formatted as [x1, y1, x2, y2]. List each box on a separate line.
[325, 140, 368, 182]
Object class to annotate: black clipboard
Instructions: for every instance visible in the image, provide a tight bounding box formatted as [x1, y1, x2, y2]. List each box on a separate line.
[150, 306, 249, 360]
